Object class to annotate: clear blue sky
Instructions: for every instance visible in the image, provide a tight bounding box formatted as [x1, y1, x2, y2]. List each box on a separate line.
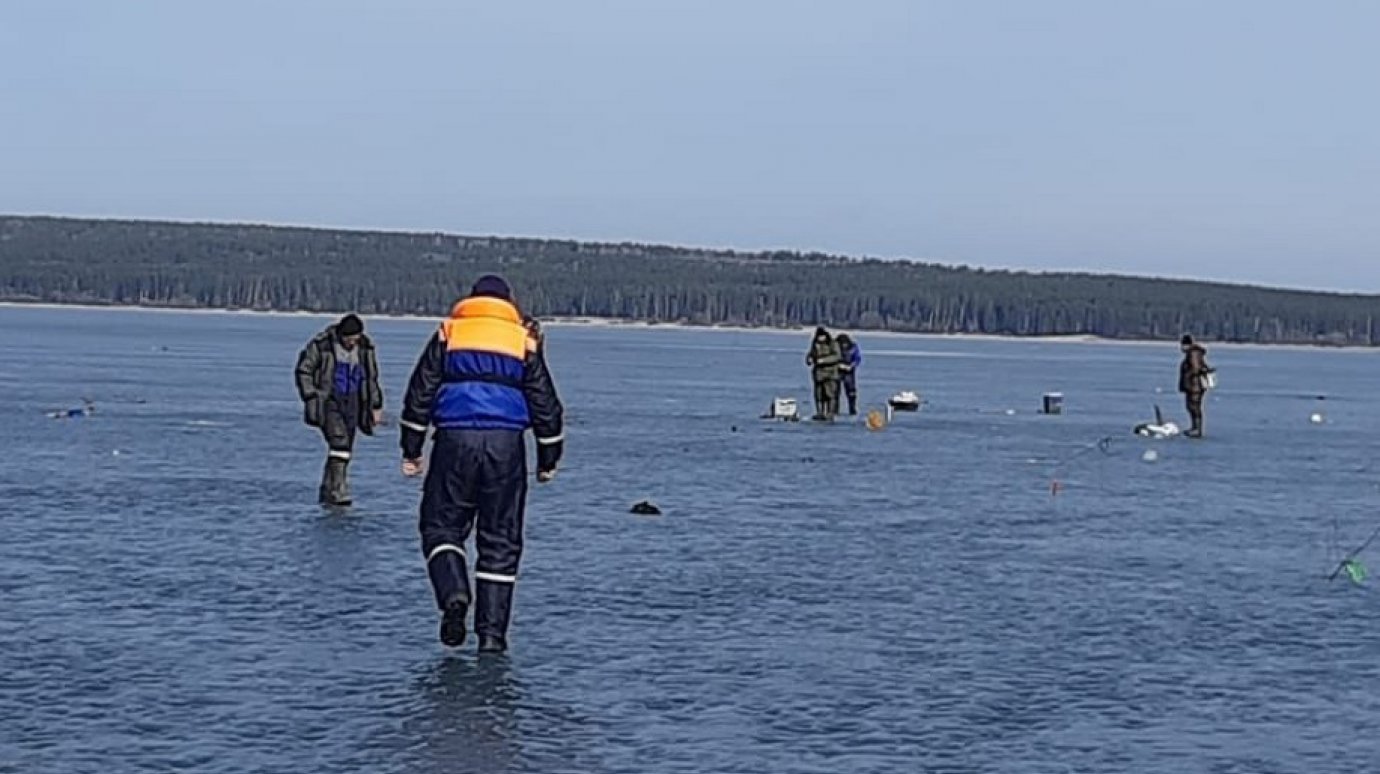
[3, 0, 1377, 292]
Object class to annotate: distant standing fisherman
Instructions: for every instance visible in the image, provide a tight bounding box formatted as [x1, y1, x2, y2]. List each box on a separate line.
[806, 327, 843, 421]
[399, 275, 565, 653]
[294, 314, 384, 506]
[1179, 334, 1212, 438]
[836, 334, 862, 416]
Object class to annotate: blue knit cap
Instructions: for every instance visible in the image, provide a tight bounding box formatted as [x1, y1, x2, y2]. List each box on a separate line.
[470, 274, 513, 301]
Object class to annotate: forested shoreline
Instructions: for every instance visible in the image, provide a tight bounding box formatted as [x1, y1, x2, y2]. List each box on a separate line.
[2, 215, 1376, 346]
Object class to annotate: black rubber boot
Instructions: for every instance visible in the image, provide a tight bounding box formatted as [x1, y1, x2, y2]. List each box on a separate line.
[439, 602, 468, 648]
[477, 635, 508, 654]
[1187, 410, 1204, 438]
[1185, 393, 1205, 439]
[335, 462, 352, 505]
[318, 459, 331, 504]
[474, 581, 516, 647]
[322, 457, 352, 506]
[813, 383, 828, 421]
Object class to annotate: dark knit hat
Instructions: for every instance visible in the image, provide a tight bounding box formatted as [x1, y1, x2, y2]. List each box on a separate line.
[471, 274, 513, 301]
[337, 314, 364, 337]
[1180, 334, 1194, 346]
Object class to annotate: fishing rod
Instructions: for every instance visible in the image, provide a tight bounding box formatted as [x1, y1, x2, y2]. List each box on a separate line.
[1328, 522, 1380, 582]
[1048, 435, 1117, 496]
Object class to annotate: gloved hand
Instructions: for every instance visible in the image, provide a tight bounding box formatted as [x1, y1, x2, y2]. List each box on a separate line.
[536, 438, 563, 483]
[523, 316, 544, 348]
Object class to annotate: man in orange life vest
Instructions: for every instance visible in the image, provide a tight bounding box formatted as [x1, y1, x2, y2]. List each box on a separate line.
[399, 275, 565, 653]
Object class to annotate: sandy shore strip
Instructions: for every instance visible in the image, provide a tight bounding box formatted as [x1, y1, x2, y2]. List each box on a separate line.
[1, 301, 1375, 352]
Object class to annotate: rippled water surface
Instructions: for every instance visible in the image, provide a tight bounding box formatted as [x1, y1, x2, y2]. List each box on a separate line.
[3, 305, 1380, 773]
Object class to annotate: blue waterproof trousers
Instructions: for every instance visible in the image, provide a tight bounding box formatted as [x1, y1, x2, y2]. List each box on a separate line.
[420, 428, 528, 641]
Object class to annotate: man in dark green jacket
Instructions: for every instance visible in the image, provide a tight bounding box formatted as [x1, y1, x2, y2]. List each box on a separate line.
[295, 314, 384, 506]
[805, 327, 843, 421]
[1178, 334, 1212, 439]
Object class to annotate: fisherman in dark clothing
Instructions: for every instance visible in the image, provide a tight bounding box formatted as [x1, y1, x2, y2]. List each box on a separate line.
[295, 314, 383, 506]
[805, 327, 843, 421]
[1178, 334, 1212, 438]
[399, 275, 565, 653]
[836, 334, 862, 416]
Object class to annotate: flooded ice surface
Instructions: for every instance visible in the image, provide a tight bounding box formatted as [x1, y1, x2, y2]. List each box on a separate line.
[3, 305, 1380, 773]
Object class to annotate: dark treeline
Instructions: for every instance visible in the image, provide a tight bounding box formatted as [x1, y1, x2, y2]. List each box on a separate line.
[1, 215, 1377, 345]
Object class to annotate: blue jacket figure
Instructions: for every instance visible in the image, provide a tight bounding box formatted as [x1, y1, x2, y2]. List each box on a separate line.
[836, 334, 862, 416]
[399, 275, 565, 653]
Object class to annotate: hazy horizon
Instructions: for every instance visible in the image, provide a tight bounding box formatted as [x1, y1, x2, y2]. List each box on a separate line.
[3, 1, 1377, 293]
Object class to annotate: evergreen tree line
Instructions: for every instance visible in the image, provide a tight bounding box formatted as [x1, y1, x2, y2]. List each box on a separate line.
[1, 215, 1376, 345]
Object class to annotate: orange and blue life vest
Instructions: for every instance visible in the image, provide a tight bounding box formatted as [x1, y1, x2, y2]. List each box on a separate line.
[432, 296, 538, 431]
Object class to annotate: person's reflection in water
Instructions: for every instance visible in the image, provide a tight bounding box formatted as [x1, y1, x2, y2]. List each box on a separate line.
[405, 657, 526, 774]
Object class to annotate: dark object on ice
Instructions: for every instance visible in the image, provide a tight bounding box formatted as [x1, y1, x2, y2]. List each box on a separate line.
[761, 397, 801, 422]
[48, 400, 95, 420]
[1133, 405, 1181, 438]
[888, 391, 922, 412]
[630, 500, 662, 516]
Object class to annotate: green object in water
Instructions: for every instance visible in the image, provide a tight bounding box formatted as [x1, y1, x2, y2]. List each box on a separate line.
[1343, 559, 1367, 585]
